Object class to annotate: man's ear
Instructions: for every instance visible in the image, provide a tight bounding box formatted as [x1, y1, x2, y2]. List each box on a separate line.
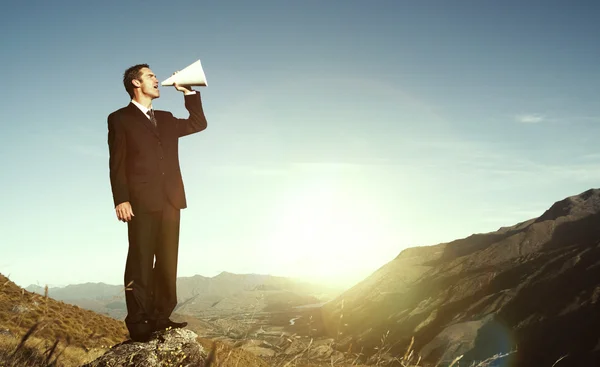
[132, 79, 141, 88]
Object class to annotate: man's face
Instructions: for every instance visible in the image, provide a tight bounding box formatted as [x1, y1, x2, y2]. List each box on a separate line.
[136, 67, 160, 99]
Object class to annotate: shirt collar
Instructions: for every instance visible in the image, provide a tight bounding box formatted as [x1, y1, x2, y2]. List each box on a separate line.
[131, 99, 153, 115]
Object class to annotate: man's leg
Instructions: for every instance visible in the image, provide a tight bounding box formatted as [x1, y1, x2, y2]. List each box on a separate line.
[153, 201, 183, 327]
[124, 209, 161, 340]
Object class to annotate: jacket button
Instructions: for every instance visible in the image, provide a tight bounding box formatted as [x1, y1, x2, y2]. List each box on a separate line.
[160, 156, 163, 160]
[162, 172, 165, 175]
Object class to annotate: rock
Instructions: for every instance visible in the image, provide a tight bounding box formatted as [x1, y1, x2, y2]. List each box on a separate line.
[283, 338, 309, 355]
[307, 344, 334, 359]
[306, 338, 336, 360]
[82, 329, 207, 367]
[11, 305, 30, 313]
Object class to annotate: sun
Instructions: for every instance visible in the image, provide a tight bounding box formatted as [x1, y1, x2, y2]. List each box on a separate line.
[264, 174, 399, 287]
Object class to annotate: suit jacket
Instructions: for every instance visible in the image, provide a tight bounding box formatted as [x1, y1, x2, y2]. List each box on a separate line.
[107, 92, 207, 212]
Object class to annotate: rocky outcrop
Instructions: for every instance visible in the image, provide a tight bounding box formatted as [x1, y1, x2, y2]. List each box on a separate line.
[82, 329, 208, 367]
[322, 188, 600, 366]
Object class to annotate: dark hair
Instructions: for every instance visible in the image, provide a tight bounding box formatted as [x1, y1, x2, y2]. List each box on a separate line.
[123, 64, 150, 98]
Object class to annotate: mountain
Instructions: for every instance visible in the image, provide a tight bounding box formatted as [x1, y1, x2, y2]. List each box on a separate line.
[25, 282, 126, 319]
[176, 271, 341, 301]
[26, 272, 343, 320]
[322, 188, 600, 366]
[25, 282, 123, 300]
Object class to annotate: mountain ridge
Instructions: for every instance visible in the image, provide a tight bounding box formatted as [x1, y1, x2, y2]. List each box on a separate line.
[25, 272, 343, 320]
[322, 187, 600, 366]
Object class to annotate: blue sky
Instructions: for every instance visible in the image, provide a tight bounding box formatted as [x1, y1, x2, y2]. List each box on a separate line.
[2, 1, 600, 289]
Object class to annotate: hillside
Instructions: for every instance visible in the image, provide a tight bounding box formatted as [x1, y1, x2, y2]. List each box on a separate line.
[0, 273, 129, 366]
[322, 188, 600, 366]
[1, 273, 128, 348]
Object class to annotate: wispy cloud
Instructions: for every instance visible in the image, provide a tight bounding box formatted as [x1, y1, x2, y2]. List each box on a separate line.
[515, 113, 545, 123]
[515, 113, 546, 124]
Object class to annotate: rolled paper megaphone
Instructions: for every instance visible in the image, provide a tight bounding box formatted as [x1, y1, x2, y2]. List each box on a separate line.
[161, 59, 208, 87]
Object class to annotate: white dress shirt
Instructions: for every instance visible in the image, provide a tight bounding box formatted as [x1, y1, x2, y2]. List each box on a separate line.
[131, 99, 153, 119]
[131, 91, 197, 119]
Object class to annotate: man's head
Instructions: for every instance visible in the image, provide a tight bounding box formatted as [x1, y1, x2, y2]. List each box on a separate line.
[123, 64, 160, 100]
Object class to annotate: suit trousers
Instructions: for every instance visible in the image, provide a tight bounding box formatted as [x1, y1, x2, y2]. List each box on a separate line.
[124, 200, 180, 334]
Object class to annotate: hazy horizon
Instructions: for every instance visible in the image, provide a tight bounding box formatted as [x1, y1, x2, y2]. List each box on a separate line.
[21, 269, 353, 290]
[3, 1, 600, 290]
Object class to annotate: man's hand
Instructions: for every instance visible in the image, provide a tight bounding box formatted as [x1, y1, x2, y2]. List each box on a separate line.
[115, 202, 134, 222]
[173, 82, 194, 94]
[172, 70, 195, 95]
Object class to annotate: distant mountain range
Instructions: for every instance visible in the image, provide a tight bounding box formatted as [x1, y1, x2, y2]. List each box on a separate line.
[26, 272, 343, 320]
[322, 188, 600, 366]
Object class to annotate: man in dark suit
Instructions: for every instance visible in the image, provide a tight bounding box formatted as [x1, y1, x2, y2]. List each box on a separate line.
[107, 63, 207, 342]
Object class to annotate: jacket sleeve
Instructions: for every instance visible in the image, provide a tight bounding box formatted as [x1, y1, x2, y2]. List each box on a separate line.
[107, 113, 129, 207]
[174, 92, 208, 137]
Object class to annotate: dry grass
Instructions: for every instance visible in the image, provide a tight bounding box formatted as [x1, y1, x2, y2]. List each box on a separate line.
[0, 273, 128, 366]
[368, 332, 421, 367]
[196, 337, 271, 367]
[0, 324, 108, 367]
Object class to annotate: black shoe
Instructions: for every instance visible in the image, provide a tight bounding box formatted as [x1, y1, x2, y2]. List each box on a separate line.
[130, 330, 152, 342]
[128, 320, 153, 342]
[154, 319, 188, 332]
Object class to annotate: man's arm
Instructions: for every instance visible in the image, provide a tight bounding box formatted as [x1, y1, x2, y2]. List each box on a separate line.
[107, 113, 134, 222]
[172, 83, 208, 137]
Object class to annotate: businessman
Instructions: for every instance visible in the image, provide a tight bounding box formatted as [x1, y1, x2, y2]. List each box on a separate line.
[107, 64, 207, 342]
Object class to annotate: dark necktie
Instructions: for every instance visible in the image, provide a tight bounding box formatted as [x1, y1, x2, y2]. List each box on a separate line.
[147, 109, 157, 127]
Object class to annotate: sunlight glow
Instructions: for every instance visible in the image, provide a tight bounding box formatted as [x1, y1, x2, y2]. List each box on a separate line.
[264, 172, 402, 287]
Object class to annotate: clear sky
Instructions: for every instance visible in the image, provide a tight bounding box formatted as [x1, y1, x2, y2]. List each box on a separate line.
[2, 1, 600, 289]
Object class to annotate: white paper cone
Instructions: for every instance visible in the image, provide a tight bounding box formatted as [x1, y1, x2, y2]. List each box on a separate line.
[161, 60, 208, 87]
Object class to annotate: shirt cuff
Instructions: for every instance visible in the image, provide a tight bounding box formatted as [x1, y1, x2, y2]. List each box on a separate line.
[184, 90, 197, 95]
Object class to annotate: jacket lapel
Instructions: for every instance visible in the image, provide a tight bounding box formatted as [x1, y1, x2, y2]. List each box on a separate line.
[126, 103, 160, 139]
